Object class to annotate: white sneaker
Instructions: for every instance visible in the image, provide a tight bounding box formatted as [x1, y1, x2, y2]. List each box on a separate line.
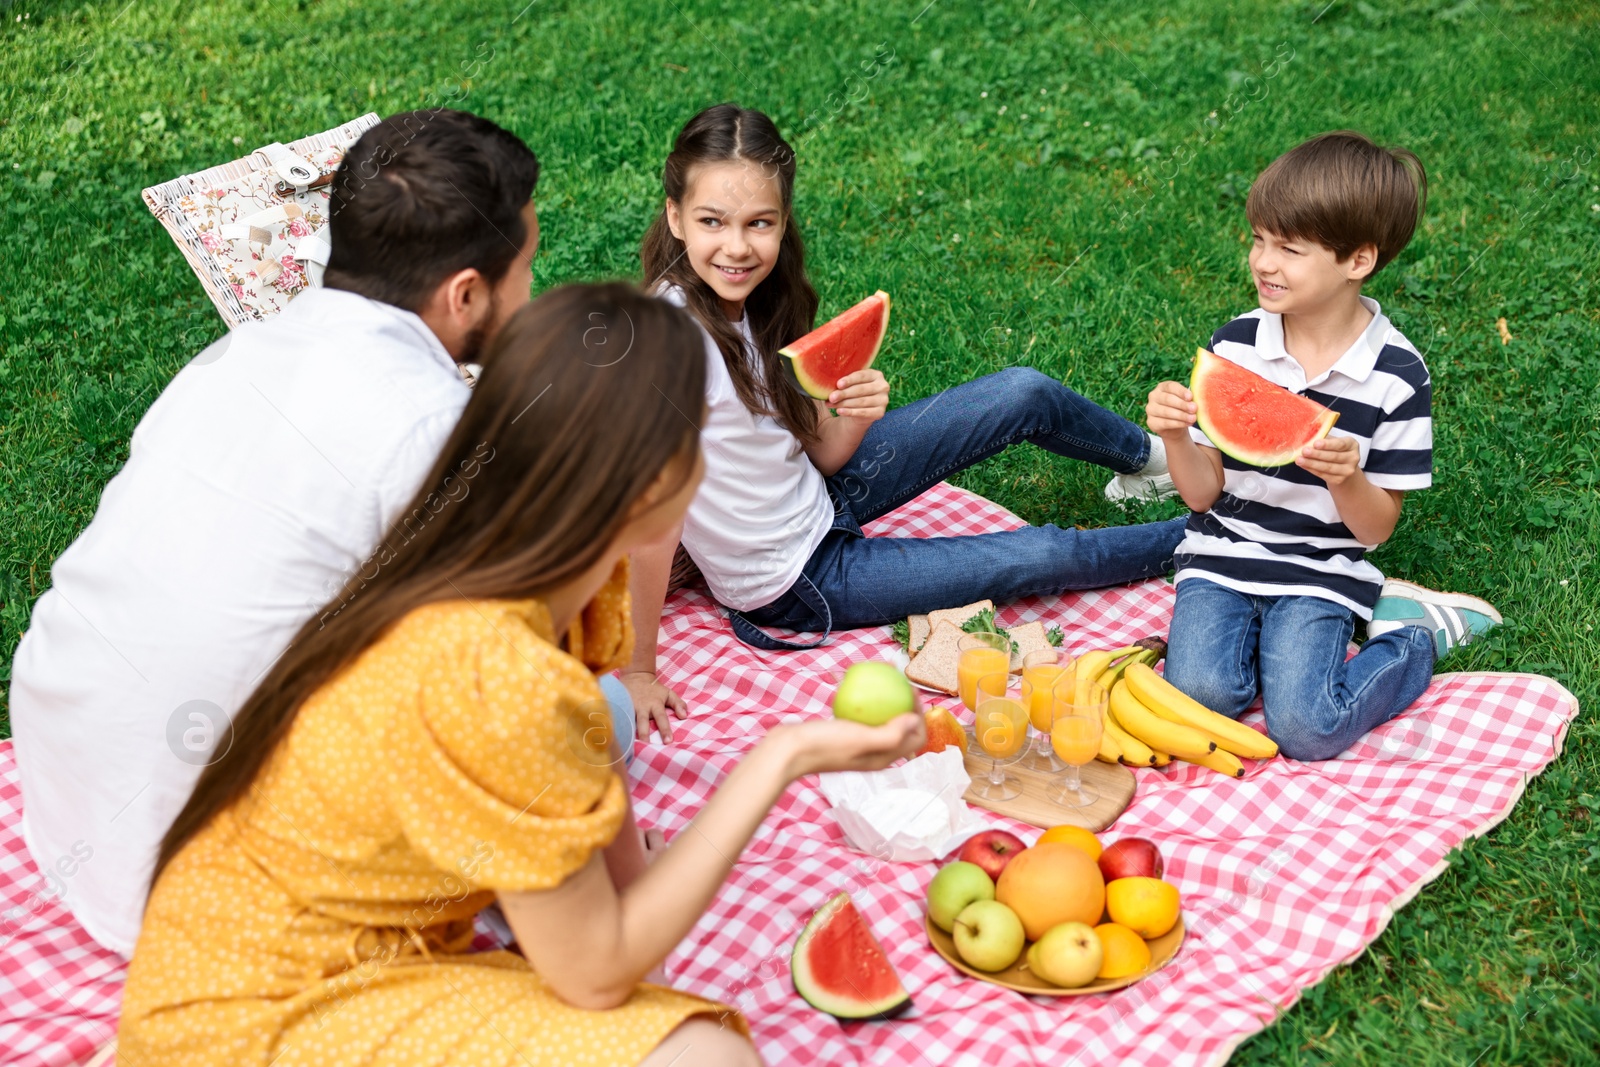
[1105, 435, 1180, 504]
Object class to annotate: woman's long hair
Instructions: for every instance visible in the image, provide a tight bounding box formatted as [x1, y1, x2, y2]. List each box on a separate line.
[641, 103, 820, 441]
[150, 283, 707, 890]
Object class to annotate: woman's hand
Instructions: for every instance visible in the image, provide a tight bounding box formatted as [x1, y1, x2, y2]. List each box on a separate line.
[774, 710, 927, 779]
[1146, 380, 1197, 438]
[828, 369, 890, 422]
[620, 670, 688, 742]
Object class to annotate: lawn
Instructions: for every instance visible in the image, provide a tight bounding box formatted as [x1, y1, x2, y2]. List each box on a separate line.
[1, 0, 1597, 1061]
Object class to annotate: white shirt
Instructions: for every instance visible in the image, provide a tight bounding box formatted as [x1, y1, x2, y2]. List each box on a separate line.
[658, 286, 833, 611]
[8, 288, 469, 956]
[1175, 296, 1433, 618]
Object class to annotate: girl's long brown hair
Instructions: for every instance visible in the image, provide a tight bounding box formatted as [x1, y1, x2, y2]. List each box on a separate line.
[151, 283, 707, 890]
[641, 103, 820, 441]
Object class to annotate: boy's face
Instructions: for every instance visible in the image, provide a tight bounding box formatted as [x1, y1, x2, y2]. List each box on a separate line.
[1248, 230, 1377, 314]
[666, 161, 786, 317]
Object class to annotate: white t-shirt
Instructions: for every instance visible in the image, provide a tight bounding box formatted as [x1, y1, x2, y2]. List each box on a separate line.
[8, 288, 469, 956]
[658, 286, 833, 611]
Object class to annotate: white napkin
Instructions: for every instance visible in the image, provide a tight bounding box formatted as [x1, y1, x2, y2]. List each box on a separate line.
[817, 748, 990, 862]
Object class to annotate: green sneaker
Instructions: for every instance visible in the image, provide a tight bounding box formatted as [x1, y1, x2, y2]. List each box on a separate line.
[1368, 579, 1502, 657]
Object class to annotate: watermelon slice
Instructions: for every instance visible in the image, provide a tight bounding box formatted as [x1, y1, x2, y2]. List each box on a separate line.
[1190, 348, 1339, 467]
[780, 291, 891, 399]
[790, 892, 912, 1020]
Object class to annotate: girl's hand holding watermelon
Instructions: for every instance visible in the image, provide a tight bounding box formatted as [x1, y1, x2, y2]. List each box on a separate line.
[826, 368, 890, 420]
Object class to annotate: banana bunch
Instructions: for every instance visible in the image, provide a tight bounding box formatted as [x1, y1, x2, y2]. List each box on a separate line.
[1069, 642, 1278, 778]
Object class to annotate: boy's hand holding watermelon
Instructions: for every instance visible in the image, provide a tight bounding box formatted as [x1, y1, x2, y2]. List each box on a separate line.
[1294, 434, 1361, 485]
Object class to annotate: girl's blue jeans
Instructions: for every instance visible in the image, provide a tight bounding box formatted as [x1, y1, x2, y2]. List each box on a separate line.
[738, 368, 1188, 643]
[1163, 577, 1438, 762]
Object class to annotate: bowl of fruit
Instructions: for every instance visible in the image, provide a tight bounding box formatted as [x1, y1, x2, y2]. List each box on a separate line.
[925, 826, 1184, 995]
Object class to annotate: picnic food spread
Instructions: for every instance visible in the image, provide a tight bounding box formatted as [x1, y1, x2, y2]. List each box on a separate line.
[795, 656, 1200, 1011]
[780, 290, 891, 399]
[1189, 347, 1339, 467]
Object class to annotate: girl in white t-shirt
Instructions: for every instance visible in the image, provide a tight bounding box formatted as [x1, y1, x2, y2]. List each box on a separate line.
[620, 104, 1187, 738]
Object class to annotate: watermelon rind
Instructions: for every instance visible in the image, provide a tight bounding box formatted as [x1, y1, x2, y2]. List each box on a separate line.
[790, 892, 912, 1020]
[780, 291, 891, 400]
[1190, 348, 1339, 468]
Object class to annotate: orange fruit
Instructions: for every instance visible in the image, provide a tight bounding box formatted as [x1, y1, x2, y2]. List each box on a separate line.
[1093, 922, 1152, 979]
[1105, 876, 1180, 939]
[1037, 825, 1102, 861]
[994, 842, 1105, 941]
[916, 705, 968, 756]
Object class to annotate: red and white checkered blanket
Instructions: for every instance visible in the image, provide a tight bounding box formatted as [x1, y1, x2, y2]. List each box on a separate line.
[0, 482, 1579, 1066]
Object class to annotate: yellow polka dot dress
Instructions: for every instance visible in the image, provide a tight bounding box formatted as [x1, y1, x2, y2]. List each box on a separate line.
[118, 561, 744, 1066]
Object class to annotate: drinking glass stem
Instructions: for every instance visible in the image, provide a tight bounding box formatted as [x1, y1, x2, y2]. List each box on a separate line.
[988, 758, 1005, 786]
[1063, 764, 1082, 795]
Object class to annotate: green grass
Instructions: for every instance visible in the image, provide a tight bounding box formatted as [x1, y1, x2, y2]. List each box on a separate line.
[2, 0, 1597, 1061]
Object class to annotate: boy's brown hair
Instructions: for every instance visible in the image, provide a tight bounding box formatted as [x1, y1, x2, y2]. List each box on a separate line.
[1246, 130, 1428, 279]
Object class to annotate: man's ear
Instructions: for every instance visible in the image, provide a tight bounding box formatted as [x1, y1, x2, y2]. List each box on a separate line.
[439, 267, 489, 319]
[1347, 242, 1379, 283]
[665, 198, 684, 241]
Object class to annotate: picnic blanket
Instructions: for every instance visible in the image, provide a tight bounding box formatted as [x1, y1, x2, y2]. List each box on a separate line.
[0, 482, 1578, 1066]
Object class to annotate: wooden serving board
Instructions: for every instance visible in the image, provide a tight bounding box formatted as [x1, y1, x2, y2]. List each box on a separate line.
[960, 751, 1135, 832]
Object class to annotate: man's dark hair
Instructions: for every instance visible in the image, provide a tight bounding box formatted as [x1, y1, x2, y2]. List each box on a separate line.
[1246, 130, 1427, 280]
[323, 110, 540, 311]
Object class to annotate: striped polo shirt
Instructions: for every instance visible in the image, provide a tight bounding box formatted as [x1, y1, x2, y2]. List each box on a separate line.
[1173, 296, 1433, 618]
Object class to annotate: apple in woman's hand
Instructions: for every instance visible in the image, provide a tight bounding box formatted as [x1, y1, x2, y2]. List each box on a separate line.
[832, 662, 916, 726]
[957, 829, 1027, 882]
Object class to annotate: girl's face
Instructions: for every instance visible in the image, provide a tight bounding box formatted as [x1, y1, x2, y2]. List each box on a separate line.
[666, 161, 786, 320]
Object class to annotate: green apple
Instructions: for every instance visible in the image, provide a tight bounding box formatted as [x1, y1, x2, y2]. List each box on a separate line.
[926, 861, 995, 933]
[832, 662, 915, 726]
[1027, 921, 1103, 988]
[952, 899, 1025, 972]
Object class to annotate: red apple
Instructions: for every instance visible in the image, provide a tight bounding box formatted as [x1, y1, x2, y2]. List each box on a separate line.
[1098, 837, 1164, 883]
[957, 829, 1028, 882]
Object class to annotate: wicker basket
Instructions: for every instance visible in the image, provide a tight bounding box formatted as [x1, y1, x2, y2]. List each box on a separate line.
[141, 114, 380, 328]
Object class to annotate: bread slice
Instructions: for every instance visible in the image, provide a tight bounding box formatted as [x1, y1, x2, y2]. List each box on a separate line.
[908, 614, 931, 654]
[926, 599, 994, 634]
[904, 620, 965, 695]
[1008, 621, 1053, 671]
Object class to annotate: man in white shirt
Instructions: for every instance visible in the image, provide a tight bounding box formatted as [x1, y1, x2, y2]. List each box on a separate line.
[7, 109, 541, 957]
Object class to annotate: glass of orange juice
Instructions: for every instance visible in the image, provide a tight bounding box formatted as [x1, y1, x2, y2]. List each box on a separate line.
[957, 633, 1011, 715]
[1019, 649, 1069, 773]
[1048, 678, 1106, 809]
[971, 670, 1028, 801]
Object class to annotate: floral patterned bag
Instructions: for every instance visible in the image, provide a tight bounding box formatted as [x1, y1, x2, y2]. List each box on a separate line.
[141, 113, 381, 328]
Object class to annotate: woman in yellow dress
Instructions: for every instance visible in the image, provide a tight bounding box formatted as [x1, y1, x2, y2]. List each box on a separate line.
[117, 283, 925, 1067]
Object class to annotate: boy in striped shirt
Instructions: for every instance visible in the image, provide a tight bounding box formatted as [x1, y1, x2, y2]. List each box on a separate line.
[1147, 131, 1500, 761]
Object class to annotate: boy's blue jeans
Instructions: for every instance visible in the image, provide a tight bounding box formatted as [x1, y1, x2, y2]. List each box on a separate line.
[737, 368, 1188, 644]
[1163, 577, 1438, 762]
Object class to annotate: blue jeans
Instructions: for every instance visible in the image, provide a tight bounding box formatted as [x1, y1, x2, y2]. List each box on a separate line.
[598, 673, 636, 769]
[737, 368, 1188, 644]
[1163, 577, 1438, 762]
